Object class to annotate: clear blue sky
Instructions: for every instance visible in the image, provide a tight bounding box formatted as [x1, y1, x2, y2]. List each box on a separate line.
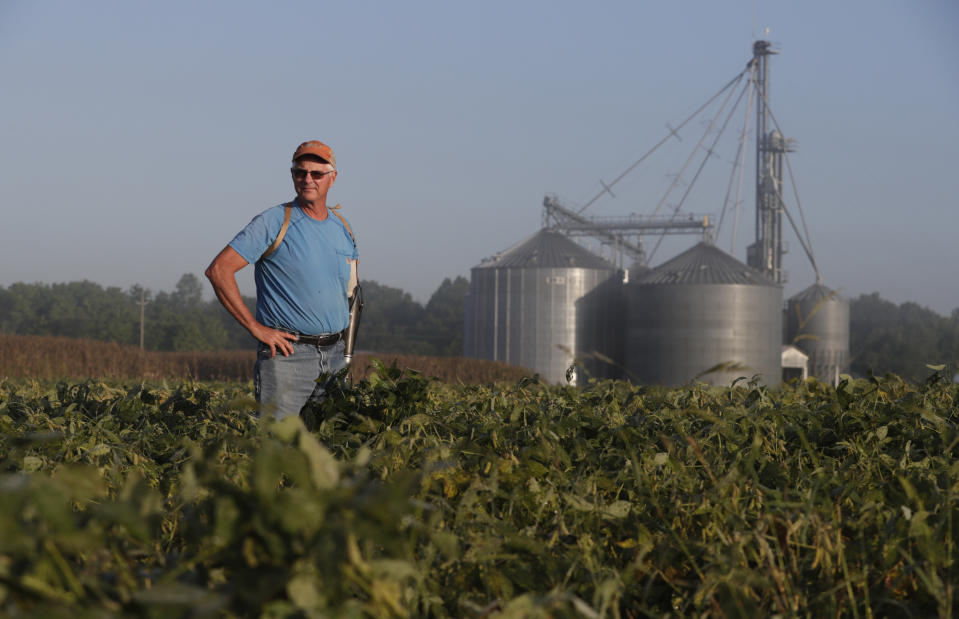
[2, 1, 957, 314]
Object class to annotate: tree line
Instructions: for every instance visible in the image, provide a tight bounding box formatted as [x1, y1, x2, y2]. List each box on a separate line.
[0, 274, 469, 358]
[848, 293, 959, 381]
[0, 276, 957, 381]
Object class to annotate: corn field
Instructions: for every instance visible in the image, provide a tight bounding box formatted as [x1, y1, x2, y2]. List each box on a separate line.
[0, 334, 530, 384]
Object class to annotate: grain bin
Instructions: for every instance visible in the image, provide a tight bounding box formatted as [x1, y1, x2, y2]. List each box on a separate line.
[785, 283, 849, 385]
[464, 229, 617, 384]
[575, 274, 625, 381]
[624, 242, 782, 386]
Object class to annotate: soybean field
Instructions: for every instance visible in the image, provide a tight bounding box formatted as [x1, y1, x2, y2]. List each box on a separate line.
[1, 363, 957, 617]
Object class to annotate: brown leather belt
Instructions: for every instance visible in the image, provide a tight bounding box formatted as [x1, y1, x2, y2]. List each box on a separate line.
[294, 332, 342, 346]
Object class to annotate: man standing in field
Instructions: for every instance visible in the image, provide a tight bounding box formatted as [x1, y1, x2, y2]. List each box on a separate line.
[205, 140, 358, 419]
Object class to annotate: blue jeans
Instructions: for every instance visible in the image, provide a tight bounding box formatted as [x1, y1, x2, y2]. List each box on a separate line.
[254, 339, 346, 419]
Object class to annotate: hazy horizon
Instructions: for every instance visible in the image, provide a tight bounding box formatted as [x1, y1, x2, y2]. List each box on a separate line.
[2, 1, 957, 315]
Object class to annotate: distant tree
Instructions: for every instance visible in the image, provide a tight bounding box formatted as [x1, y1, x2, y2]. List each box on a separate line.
[213, 297, 259, 349]
[148, 279, 229, 351]
[357, 281, 432, 354]
[849, 293, 958, 381]
[0, 287, 10, 332]
[172, 273, 204, 309]
[169, 314, 229, 351]
[0, 281, 137, 344]
[422, 276, 469, 356]
[1, 282, 53, 335]
[72, 282, 139, 344]
[0, 277, 241, 352]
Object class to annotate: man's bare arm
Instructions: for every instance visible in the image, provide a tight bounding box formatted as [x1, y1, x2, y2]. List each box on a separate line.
[204, 246, 297, 357]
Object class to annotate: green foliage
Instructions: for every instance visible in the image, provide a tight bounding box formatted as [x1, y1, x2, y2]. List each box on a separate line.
[0, 274, 471, 357]
[359, 281, 435, 356]
[850, 293, 959, 381]
[422, 277, 470, 356]
[1, 370, 957, 616]
[0, 277, 251, 352]
[0, 281, 140, 344]
[356, 277, 469, 356]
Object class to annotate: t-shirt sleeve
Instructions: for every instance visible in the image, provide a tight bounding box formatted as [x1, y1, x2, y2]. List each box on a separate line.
[228, 208, 281, 264]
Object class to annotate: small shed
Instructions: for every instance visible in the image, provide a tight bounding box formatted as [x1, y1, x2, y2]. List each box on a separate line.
[781, 345, 809, 383]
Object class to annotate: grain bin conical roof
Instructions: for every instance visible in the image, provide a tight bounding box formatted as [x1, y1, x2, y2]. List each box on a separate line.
[788, 282, 845, 303]
[634, 242, 777, 286]
[474, 228, 614, 270]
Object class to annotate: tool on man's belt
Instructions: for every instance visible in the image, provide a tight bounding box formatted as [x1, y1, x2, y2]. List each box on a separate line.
[343, 283, 363, 365]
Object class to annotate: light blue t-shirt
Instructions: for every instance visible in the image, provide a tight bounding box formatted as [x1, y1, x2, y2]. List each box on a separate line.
[229, 201, 358, 335]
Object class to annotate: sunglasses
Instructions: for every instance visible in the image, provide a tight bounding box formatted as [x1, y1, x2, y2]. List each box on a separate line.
[291, 168, 334, 180]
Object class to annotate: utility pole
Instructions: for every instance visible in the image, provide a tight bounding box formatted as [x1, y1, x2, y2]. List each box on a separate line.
[139, 288, 147, 350]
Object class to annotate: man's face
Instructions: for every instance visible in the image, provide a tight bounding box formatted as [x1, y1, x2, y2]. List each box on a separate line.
[291, 157, 336, 203]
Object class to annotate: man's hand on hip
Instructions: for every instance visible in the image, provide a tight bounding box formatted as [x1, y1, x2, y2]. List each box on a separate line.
[251, 325, 299, 358]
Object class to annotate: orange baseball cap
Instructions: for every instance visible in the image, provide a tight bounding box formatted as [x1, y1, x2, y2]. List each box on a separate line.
[292, 140, 336, 167]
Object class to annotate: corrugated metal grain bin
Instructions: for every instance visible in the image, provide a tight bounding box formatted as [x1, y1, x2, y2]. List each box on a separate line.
[624, 242, 782, 386]
[785, 283, 849, 385]
[575, 274, 625, 382]
[464, 229, 617, 384]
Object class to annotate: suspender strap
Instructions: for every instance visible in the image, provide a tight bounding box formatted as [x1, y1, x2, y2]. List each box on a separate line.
[329, 203, 359, 297]
[329, 203, 356, 246]
[258, 202, 356, 262]
[259, 202, 293, 261]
